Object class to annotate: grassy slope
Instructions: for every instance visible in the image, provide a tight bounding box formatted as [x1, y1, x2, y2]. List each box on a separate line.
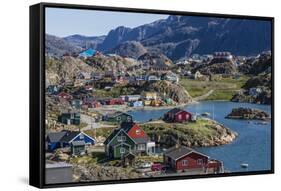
[141, 119, 217, 140]
[179, 76, 249, 101]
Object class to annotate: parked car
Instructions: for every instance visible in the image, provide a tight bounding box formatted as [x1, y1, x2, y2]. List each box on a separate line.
[151, 163, 166, 171]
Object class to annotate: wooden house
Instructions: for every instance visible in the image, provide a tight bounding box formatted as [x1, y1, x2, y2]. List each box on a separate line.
[104, 122, 155, 159]
[71, 99, 83, 109]
[141, 92, 157, 100]
[164, 146, 209, 172]
[125, 95, 141, 102]
[129, 101, 143, 107]
[105, 98, 124, 105]
[71, 141, 86, 156]
[57, 92, 73, 101]
[58, 112, 80, 125]
[46, 130, 95, 151]
[164, 108, 192, 123]
[47, 85, 59, 95]
[103, 111, 133, 124]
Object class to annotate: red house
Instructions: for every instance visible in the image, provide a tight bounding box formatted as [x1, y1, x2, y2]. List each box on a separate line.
[164, 108, 192, 122]
[105, 98, 124, 105]
[57, 92, 73, 101]
[164, 146, 209, 172]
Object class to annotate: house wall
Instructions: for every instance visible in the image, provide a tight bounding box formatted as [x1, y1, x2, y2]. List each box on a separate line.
[114, 143, 131, 158]
[107, 114, 132, 123]
[108, 131, 135, 158]
[175, 152, 208, 171]
[175, 111, 192, 122]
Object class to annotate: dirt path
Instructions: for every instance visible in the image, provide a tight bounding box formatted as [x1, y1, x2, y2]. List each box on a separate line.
[193, 89, 214, 101]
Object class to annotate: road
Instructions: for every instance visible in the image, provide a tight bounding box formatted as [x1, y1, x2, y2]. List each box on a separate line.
[81, 114, 116, 131]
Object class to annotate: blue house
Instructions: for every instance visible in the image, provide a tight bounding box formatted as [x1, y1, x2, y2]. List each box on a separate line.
[79, 48, 96, 58]
[46, 130, 96, 151]
[129, 101, 143, 107]
[47, 85, 59, 95]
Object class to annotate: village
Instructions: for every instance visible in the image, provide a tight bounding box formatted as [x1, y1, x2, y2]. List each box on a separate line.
[45, 47, 271, 183]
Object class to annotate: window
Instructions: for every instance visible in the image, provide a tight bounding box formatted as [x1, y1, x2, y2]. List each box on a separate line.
[127, 116, 132, 122]
[120, 148, 125, 154]
[117, 136, 122, 142]
[182, 160, 188, 166]
[136, 129, 141, 135]
[117, 116, 121, 121]
[197, 159, 203, 165]
[117, 136, 126, 142]
[178, 114, 182, 120]
[138, 144, 145, 150]
[79, 134, 84, 139]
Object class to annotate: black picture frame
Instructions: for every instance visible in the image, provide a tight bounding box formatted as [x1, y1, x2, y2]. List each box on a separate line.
[30, 2, 274, 188]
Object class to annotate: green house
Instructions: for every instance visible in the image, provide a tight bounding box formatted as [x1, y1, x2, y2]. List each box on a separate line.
[58, 112, 80, 125]
[71, 141, 86, 156]
[104, 129, 136, 158]
[103, 112, 133, 124]
[104, 122, 155, 159]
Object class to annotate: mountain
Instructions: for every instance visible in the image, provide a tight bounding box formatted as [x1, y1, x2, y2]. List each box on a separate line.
[63, 34, 105, 49]
[107, 41, 147, 59]
[45, 34, 82, 57]
[98, 15, 271, 61]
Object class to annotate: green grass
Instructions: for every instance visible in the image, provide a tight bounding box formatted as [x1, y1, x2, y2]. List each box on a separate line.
[84, 127, 115, 138]
[141, 118, 219, 141]
[179, 76, 249, 100]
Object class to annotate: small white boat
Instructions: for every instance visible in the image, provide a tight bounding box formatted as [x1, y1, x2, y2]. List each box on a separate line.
[241, 163, 249, 168]
[201, 112, 211, 117]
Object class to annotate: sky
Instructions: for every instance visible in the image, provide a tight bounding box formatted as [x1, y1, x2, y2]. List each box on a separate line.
[46, 8, 168, 37]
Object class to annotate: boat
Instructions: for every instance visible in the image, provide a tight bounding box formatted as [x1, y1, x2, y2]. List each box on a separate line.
[201, 112, 211, 117]
[241, 163, 249, 168]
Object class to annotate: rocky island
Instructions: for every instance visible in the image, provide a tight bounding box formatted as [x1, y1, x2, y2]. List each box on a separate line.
[226, 107, 270, 120]
[141, 118, 237, 147]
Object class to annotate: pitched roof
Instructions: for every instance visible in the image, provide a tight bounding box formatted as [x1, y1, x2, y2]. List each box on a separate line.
[47, 132, 67, 142]
[132, 137, 149, 144]
[104, 129, 120, 144]
[167, 108, 184, 115]
[59, 131, 80, 143]
[120, 122, 136, 133]
[164, 146, 194, 160]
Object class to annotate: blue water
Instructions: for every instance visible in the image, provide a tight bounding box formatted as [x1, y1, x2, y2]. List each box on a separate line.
[128, 101, 272, 172]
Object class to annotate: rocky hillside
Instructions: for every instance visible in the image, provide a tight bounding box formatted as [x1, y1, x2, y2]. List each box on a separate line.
[142, 81, 193, 103]
[226, 107, 270, 120]
[107, 41, 147, 59]
[46, 34, 82, 57]
[98, 15, 271, 60]
[64, 34, 106, 50]
[239, 52, 272, 75]
[46, 56, 95, 85]
[193, 58, 237, 75]
[231, 73, 272, 104]
[141, 118, 237, 147]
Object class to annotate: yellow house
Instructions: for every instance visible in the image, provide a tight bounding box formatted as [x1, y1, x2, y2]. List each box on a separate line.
[151, 99, 162, 107]
[141, 92, 157, 100]
[143, 100, 152, 106]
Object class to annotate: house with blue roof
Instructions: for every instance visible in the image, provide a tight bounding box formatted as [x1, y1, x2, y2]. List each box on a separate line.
[46, 130, 96, 152]
[78, 48, 97, 58]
